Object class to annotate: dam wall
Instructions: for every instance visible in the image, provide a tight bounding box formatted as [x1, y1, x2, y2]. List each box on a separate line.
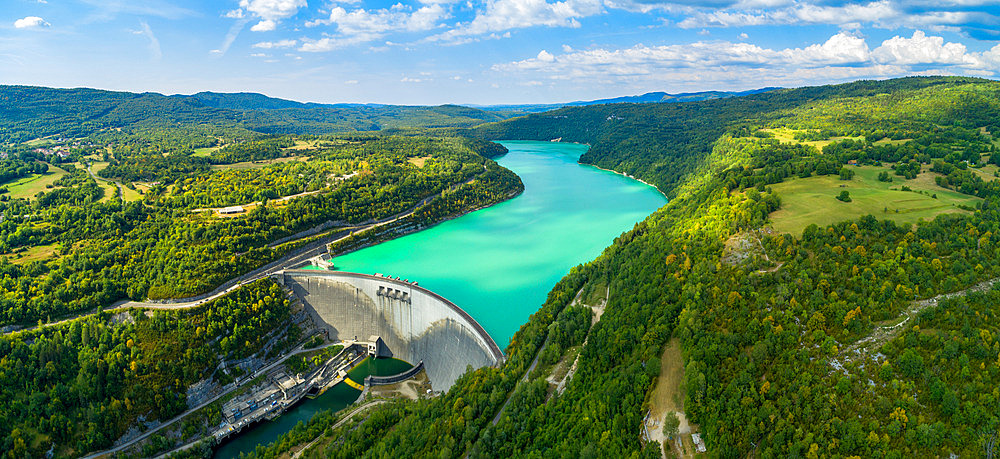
[278, 270, 504, 391]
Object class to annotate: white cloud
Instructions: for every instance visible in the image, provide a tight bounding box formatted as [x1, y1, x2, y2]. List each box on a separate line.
[239, 0, 307, 32]
[429, 0, 603, 41]
[492, 30, 1000, 89]
[139, 21, 162, 61]
[307, 4, 447, 33]
[300, 36, 368, 52]
[673, 0, 994, 31]
[798, 32, 870, 64]
[300, 4, 448, 51]
[224, 8, 245, 18]
[211, 16, 251, 56]
[253, 39, 299, 49]
[871, 30, 974, 65]
[14, 16, 49, 29]
[251, 19, 277, 31]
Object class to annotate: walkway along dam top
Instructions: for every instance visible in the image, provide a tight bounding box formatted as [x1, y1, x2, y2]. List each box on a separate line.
[276, 269, 504, 391]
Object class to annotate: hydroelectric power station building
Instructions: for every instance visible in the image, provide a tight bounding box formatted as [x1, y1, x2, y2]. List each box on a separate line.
[274, 270, 504, 390]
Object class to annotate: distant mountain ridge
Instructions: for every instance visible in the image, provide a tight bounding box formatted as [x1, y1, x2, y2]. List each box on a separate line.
[0, 85, 780, 144]
[0, 86, 514, 143]
[473, 87, 781, 113]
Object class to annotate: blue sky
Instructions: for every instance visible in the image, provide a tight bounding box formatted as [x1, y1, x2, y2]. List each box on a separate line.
[2, 0, 999, 104]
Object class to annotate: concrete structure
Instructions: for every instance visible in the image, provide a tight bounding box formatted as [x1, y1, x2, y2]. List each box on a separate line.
[219, 205, 245, 215]
[309, 254, 335, 270]
[276, 270, 504, 390]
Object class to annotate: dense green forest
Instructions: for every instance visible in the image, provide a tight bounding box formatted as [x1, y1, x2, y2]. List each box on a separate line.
[0, 279, 295, 457]
[0, 134, 519, 327]
[0, 100, 520, 456]
[0, 86, 513, 145]
[7, 77, 1000, 458]
[232, 77, 1000, 459]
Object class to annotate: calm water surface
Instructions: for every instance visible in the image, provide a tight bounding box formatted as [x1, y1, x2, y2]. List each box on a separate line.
[213, 358, 410, 458]
[213, 141, 666, 457]
[332, 141, 667, 347]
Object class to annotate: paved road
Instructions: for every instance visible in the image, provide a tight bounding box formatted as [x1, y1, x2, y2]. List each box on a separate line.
[85, 163, 124, 200]
[2, 176, 470, 337]
[84, 341, 347, 459]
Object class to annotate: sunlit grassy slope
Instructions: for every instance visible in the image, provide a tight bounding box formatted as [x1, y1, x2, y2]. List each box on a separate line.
[769, 165, 981, 235]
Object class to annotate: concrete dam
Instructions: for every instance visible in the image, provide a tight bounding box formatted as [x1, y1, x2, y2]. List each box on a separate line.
[276, 270, 505, 391]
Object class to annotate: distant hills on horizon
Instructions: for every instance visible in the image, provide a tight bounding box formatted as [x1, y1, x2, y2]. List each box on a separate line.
[469, 87, 782, 113]
[0, 84, 780, 144]
[179, 86, 783, 113]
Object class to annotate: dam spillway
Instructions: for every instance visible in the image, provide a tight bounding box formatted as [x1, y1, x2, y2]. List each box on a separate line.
[276, 270, 504, 391]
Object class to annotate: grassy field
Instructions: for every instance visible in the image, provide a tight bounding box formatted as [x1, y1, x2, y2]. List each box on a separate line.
[193, 145, 223, 157]
[89, 161, 109, 174]
[647, 338, 703, 458]
[408, 156, 431, 168]
[3, 243, 61, 265]
[6, 164, 68, 200]
[96, 182, 118, 202]
[210, 155, 304, 171]
[650, 338, 685, 418]
[86, 161, 145, 201]
[969, 164, 998, 181]
[120, 186, 142, 201]
[761, 128, 864, 150]
[286, 140, 319, 151]
[768, 166, 981, 235]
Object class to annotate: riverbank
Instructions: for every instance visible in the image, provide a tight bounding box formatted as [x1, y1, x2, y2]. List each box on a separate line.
[587, 163, 667, 198]
[2, 157, 521, 337]
[331, 140, 668, 347]
[236, 140, 669, 458]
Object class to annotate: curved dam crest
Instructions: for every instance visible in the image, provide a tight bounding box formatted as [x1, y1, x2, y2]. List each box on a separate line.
[278, 270, 503, 391]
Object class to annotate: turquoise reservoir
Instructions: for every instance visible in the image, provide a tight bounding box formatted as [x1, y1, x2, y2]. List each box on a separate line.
[212, 141, 665, 457]
[332, 141, 667, 347]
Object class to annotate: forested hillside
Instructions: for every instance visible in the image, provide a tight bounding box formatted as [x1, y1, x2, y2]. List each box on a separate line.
[0, 94, 523, 456]
[0, 135, 519, 328]
[249, 77, 1000, 458]
[0, 86, 513, 145]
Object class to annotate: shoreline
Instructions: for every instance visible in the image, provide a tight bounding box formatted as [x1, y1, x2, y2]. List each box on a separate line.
[586, 163, 667, 198]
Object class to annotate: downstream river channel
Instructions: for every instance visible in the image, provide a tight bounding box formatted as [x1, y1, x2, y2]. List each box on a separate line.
[214, 140, 666, 457]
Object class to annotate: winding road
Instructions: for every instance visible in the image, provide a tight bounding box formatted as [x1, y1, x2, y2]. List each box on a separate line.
[3, 167, 488, 337]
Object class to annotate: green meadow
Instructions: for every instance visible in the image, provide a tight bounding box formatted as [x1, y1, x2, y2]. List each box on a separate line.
[768, 165, 981, 235]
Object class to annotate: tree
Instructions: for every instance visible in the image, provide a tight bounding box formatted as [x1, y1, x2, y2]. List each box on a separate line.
[663, 412, 680, 439]
[836, 190, 852, 202]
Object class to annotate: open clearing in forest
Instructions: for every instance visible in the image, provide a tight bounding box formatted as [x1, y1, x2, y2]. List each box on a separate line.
[6, 164, 68, 200]
[769, 166, 980, 235]
[408, 156, 432, 168]
[646, 338, 701, 458]
[2, 243, 61, 265]
[761, 128, 865, 150]
[192, 145, 223, 157]
[210, 155, 305, 171]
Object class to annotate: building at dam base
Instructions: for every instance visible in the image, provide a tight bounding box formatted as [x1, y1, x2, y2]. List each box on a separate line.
[276, 270, 504, 391]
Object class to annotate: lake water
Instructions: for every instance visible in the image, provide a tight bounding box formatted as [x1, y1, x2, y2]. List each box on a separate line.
[331, 141, 667, 347]
[213, 141, 666, 457]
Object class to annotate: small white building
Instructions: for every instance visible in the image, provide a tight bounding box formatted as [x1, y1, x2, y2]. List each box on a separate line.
[691, 433, 707, 453]
[218, 205, 245, 215]
[368, 335, 388, 358]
